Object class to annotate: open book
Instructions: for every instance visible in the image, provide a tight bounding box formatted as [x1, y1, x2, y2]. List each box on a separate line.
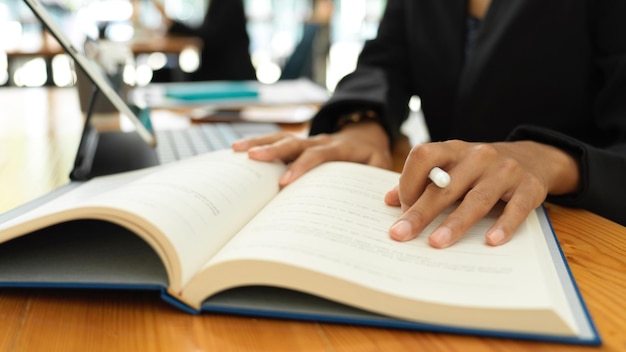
[0, 150, 599, 345]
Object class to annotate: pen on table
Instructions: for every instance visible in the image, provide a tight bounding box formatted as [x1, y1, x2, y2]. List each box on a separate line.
[429, 167, 450, 188]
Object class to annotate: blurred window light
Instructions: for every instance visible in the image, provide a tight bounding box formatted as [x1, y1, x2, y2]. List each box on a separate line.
[0, 21, 22, 51]
[135, 63, 153, 86]
[85, 0, 133, 23]
[51, 54, 74, 87]
[122, 62, 136, 86]
[256, 62, 280, 84]
[0, 54, 8, 86]
[271, 31, 295, 58]
[13, 58, 48, 87]
[245, 0, 272, 20]
[179, 47, 200, 73]
[402, 96, 429, 146]
[164, 0, 207, 26]
[242, 0, 386, 91]
[326, 42, 362, 91]
[409, 95, 422, 112]
[147, 52, 167, 70]
[104, 22, 134, 42]
[339, 0, 367, 36]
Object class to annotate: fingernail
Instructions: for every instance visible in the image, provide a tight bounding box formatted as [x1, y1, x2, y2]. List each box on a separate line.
[384, 185, 399, 206]
[279, 170, 293, 185]
[429, 227, 452, 248]
[487, 228, 506, 245]
[390, 220, 412, 241]
[248, 146, 269, 159]
[249, 145, 266, 152]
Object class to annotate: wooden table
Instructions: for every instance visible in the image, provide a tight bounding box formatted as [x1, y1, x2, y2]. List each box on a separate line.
[6, 31, 202, 58]
[5, 31, 202, 86]
[0, 87, 625, 351]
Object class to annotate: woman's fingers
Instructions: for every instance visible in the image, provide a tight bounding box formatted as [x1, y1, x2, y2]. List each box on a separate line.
[384, 185, 401, 207]
[231, 132, 289, 150]
[280, 134, 392, 186]
[232, 132, 302, 161]
[426, 174, 514, 248]
[389, 165, 472, 244]
[233, 127, 393, 187]
[485, 176, 546, 246]
[396, 141, 458, 210]
[389, 141, 553, 248]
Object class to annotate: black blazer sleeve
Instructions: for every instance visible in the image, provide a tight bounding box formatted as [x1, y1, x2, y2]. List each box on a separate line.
[309, 0, 414, 143]
[508, 125, 626, 226]
[508, 0, 626, 227]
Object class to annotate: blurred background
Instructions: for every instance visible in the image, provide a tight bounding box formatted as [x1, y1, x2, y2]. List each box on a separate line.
[0, 0, 386, 92]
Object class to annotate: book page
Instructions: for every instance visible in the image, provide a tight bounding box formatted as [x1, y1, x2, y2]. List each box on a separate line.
[185, 161, 576, 335]
[0, 151, 285, 291]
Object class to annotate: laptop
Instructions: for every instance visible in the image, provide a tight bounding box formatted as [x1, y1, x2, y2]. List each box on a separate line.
[21, 0, 279, 180]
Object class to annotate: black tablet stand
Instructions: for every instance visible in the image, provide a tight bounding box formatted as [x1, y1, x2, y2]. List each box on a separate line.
[69, 86, 158, 181]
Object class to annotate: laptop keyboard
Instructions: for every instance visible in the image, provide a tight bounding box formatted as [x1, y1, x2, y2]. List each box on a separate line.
[154, 122, 279, 164]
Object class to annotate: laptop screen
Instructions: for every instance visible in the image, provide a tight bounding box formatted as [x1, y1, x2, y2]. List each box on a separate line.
[22, 0, 157, 148]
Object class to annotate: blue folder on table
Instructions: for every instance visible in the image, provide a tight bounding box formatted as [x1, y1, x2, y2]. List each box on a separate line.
[164, 81, 259, 101]
[129, 78, 330, 110]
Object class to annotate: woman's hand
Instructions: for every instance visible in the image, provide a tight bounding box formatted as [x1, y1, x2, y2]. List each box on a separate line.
[385, 140, 581, 248]
[232, 121, 393, 187]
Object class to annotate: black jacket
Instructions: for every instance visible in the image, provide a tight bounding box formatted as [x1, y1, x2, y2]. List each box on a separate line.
[310, 0, 626, 226]
[168, 0, 256, 81]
